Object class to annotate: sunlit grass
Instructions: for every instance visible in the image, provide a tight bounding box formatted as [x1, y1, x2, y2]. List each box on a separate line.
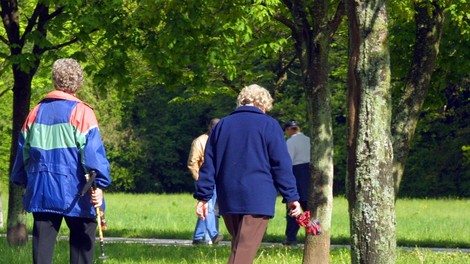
[1, 238, 469, 264]
[1, 193, 470, 263]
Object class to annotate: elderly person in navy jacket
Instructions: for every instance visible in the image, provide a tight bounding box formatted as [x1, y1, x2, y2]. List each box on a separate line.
[195, 84, 301, 264]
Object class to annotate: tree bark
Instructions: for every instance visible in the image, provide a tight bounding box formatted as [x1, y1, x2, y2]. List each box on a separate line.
[7, 67, 32, 246]
[0, 187, 3, 229]
[346, 0, 396, 263]
[2, 0, 45, 246]
[391, 1, 445, 196]
[278, 0, 345, 262]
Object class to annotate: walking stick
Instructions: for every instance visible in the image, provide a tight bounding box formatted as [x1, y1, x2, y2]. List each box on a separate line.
[82, 170, 108, 260]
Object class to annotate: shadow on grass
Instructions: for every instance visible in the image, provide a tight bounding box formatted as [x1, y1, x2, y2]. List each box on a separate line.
[3, 229, 469, 250]
[396, 239, 470, 249]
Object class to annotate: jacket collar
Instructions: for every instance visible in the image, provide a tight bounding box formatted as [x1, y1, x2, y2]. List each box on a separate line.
[44, 90, 83, 103]
[43, 90, 83, 103]
[231, 105, 265, 115]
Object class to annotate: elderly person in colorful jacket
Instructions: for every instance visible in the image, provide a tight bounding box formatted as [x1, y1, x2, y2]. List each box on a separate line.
[11, 58, 112, 264]
[194, 84, 301, 264]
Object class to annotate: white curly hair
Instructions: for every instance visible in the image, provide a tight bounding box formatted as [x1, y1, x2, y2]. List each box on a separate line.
[236, 84, 273, 112]
[51, 58, 84, 93]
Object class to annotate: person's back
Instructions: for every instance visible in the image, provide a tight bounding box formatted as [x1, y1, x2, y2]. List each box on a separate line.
[195, 84, 302, 264]
[208, 108, 296, 216]
[11, 58, 111, 264]
[287, 132, 310, 166]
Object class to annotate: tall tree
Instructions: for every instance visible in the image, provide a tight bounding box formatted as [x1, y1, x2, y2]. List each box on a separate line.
[346, 0, 396, 263]
[0, 0, 123, 246]
[274, 1, 345, 262]
[390, 0, 445, 195]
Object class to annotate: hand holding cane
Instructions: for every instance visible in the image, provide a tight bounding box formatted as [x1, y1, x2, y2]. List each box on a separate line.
[82, 170, 108, 260]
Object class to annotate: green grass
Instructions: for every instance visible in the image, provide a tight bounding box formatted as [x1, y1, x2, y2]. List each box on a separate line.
[1, 238, 469, 264]
[1, 193, 470, 263]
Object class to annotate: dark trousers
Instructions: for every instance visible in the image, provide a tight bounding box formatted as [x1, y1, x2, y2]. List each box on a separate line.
[223, 214, 269, 264]
[285, 200, 308, 242]
[32, 212, 97, 264]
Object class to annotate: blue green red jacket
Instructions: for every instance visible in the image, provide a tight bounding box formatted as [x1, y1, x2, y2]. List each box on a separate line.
[194, 106, 299, 218]
[11, 90, 111, 218]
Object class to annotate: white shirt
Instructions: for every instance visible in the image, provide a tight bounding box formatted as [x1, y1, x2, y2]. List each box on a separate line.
[286, 133, 310, 165]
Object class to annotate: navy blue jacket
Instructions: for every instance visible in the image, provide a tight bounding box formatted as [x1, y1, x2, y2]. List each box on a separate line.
[195, 106, 299, 218]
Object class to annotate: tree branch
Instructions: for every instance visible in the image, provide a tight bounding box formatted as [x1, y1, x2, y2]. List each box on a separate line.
[328, 0, 346, 41]
[0, 86, 11, 98]
[20, 3, 44, 45]
[273, 13, 299, 37]
[44, 37, 80, 52]
[0, 35, 8, 44]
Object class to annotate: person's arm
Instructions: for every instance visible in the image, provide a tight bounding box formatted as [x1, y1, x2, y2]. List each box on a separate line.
[286, 139, 295, 162]
[196, 200, 209, 220]
[268, 121, 300, 202]
[11, 105, 40, 187]
[11, 134, 28, 187]
[194, 133, 216, 202]
[74, 103, 112, 189]
[287, 201, 301, 217]
[91, 188, 104, 207]
[187, 138, 204, 181]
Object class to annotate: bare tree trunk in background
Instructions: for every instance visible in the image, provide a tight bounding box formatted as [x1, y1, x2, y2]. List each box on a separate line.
[0, 187, 3, 228]
[346, 0, 396, 263]
[392, 1, 445, 196]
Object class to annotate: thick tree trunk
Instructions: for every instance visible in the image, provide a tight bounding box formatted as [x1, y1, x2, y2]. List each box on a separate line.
[391, 1, 444, 195]
[346, 0, 396, 263]
[2, 1, 49, 246]
[7, 68, 32, 246]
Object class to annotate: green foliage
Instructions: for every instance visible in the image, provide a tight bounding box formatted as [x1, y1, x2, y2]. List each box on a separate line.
[0, 0, 468, 198]
[0, 90, 13, 189]
[104, 85, 237, 193]
[400, 82, 470, 198]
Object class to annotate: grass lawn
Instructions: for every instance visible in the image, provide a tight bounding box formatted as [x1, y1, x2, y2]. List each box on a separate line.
[1, 193, 470, 263]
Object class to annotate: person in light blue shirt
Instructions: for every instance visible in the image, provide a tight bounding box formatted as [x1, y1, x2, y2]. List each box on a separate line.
[283, 120, 311, 245]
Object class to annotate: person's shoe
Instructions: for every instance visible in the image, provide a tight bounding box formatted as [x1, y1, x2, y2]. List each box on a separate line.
[211, 234, 224, 245]
[282, 240, 298, 246]
[192, 239, 210, 245]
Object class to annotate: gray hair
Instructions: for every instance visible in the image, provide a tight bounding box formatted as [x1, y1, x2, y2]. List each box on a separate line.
[236, 84, 273, 112]
[52, 58, 84, 93]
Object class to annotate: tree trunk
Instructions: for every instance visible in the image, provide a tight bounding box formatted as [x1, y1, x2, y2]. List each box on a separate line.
[302, 2, 333, 262]
[6, 67, 33, 246]
[0, 187, 3, 228]
[391, 1, 445, 195]
[277, 1, 345, 262]
[346, 0, 396, 263]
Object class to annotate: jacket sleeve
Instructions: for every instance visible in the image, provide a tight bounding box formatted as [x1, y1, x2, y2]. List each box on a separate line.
[267, 121, 299, 203]
[187, 138, 203, 181]
[194, 134, 216, 201]
[10, 133, 28, 187]
[72, 103, 112, 189]
[10, 104, 40, 187]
